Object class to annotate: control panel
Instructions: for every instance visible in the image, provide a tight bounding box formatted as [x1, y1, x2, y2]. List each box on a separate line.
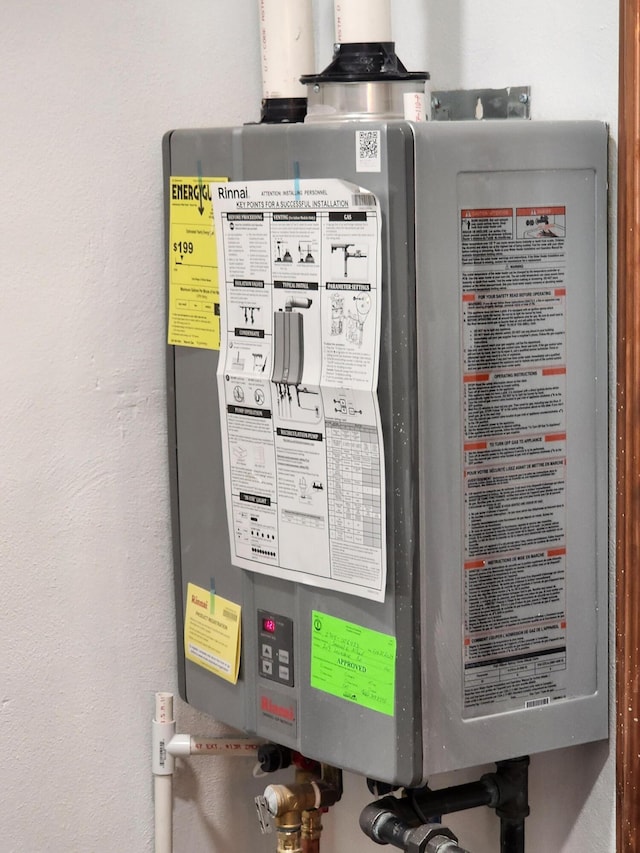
[258, 611, 294, 687]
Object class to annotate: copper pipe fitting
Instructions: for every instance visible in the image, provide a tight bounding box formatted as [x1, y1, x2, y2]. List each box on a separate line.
[274, 824, 302, 853]
[301, 808, 323, 853]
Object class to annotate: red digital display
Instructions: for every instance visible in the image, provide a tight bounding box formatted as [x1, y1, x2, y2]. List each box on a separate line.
[262, 617, 277, 634]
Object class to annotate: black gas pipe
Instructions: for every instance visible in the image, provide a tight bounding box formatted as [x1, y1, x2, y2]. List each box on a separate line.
[360, 756, 529, 853]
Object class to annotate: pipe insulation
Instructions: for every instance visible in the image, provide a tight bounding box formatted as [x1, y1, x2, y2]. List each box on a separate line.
[259, 0, 315, 99]
[334, 0, 392, 44]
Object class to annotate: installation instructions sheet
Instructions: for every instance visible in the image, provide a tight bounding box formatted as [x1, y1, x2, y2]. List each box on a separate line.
[214, 179, 386, 602]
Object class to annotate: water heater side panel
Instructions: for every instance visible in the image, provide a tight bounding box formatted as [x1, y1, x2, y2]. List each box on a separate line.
[414, 121, 608, 774]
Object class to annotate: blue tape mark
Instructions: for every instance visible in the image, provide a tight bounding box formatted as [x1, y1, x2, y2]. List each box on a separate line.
[196, 160, 206, 217]
[293, 161, 301, 199]
[209, 577, 216, 613]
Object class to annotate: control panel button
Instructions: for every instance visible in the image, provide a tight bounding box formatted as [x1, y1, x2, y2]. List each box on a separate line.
[262, 660, 273, 676]
[278, 665, 290, 681]
[279, 649, 289, 664]
[262, 644, 273, 659]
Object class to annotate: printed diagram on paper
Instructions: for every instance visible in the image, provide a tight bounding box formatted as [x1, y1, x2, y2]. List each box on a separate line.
[214, 179, 386, 602]
[460, 204, 569, 716]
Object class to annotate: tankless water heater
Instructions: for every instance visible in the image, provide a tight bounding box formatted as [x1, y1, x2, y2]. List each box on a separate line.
[164, 119, 608, 786]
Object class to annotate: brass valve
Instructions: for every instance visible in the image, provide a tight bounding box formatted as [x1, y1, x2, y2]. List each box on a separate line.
[260, 766, 342, 853]
[264, 780, 339, 818]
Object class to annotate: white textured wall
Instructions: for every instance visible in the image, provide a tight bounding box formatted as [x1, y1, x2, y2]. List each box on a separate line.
[0, 1, 617, 852]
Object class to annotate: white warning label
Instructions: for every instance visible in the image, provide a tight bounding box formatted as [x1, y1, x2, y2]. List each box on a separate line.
[465, 459, 566, 558]
[460, 203, 568, 716]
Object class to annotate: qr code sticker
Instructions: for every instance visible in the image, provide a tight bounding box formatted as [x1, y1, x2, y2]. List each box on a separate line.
[356, 129, 381, 172]
[358, 131, 379, 159]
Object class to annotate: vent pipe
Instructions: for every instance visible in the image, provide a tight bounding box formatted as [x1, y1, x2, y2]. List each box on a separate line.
[259, 0, 315, 123]
[334, 0, 392, 44]
[301, 0, 429, 122]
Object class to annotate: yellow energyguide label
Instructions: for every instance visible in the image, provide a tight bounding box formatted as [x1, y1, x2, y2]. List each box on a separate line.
[184, 583, 241, 683]
[168, 176, 226, 350]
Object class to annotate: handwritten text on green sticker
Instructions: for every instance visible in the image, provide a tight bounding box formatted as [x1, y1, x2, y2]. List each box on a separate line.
[310, 611, 396, 716]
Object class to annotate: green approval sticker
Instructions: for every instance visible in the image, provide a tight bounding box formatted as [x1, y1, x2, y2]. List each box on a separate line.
[310, 611, 396, 716]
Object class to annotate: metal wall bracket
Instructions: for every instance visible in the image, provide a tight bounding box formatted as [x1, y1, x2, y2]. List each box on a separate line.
[430, 87, 531, 121]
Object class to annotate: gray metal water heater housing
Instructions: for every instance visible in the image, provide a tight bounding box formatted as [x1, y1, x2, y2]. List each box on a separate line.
[164, 120, 608, 786]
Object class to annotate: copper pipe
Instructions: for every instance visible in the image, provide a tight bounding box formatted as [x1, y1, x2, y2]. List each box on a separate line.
[301, 809, 322, 853]
[617, 1, 640, 851]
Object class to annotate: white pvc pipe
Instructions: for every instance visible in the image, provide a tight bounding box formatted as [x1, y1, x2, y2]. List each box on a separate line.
[152, 693, 264, 853]
[156, 692, 174, 725]
[259, 0, 315, 99]
[189, 736, 262, 756]
[154, 776, 173, 853]
[334, 0, 392, 44]
[166, 733, 262, 756]
[153, 693, 175, 853]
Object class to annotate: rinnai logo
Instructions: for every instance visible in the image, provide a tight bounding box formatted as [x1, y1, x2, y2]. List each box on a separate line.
[218, 186, 249, 199]
[260, 695, 295, 722]
[191, 594, 207, 609]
